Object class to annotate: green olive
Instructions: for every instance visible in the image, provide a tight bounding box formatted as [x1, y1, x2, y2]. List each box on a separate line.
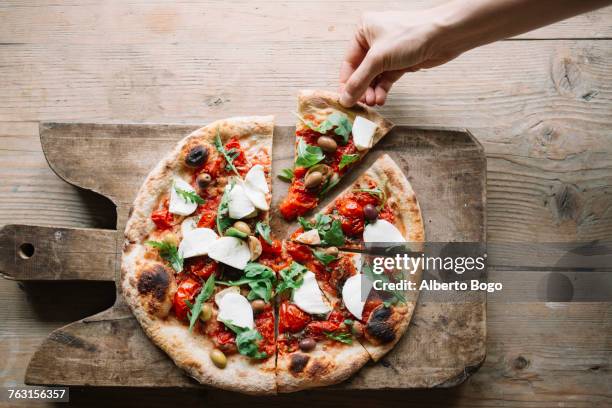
[251, 299, 266, 313]
[199, 303, 213, 322]
[325, 246, 339, 257]
[233, 221, 252, 235]
[210, 349, 227, 368]
[317, 136, 337, 153]
[304, 171, 323, 190]
[164, 232, 179, 247]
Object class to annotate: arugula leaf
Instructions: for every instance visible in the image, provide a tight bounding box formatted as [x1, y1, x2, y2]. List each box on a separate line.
[362, 263, 406, 305]
[338, 154, 360, 170]
[354, 181, 388, 208]
[216, 180, 234, 235]
[213, 128, 240, 176]
[313, 249, 336, 265]
[324, 331, 353, 344]
[255, 221, 273, 245]
[278, 168, 294, 183]
[320, 112, 352, 144]
[295, 138, 324, 168]
[276, 262, 307, 295]
[320, 219, 345, 247]
[186, 275, 215, 332]
[296, 112, 353, 145]
[145, 240, 183, 272]
[298, 214, 344, 247]
[220, 320, 268, 360]
[174, 183, 205, 205]
[218, 262, 276, 302]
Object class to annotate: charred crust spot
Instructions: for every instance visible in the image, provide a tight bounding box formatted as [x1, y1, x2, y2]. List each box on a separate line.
[137, 264, 171, 301]
[366, 306, 396, 344]
[289, 353, 310, 374]
[308, 360, 331, 377]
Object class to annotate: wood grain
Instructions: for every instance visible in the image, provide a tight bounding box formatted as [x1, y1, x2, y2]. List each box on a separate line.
[0, 0, 610, 406]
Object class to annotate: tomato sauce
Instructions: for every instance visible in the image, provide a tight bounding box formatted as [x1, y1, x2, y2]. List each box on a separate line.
[255, 305, 275, 357]
[361, 298, 383, 322]
[196, 195, 221, 229]
[305, 310, 345, 340]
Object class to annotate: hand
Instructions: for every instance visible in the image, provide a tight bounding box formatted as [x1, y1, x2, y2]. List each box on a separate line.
[339, 0, 611, 107]
[339, 10, 459, 107]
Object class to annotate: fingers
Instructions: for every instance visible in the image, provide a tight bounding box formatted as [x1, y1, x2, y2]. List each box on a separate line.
[374, 69, 406, 104]
[338, 34, 368, 90]
[340, 51, 383, 107]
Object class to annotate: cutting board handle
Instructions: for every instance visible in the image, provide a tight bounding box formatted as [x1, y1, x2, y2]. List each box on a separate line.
[0, 224, 117, 281]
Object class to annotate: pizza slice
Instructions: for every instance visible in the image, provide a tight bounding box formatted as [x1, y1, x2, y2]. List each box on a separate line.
[289, 154, 424, 250]
[275, 244, 370, 392]
[279, 90, 394, 220]
[122, 116, 279, 395]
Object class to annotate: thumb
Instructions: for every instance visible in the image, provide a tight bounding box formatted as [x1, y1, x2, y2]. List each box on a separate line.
[340, 51, 383, 107]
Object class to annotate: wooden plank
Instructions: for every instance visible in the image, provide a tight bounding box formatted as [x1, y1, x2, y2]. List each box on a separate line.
[0, 40, 610, 127]
[0, 1, 610, 44]
[0, 225, 116, 281]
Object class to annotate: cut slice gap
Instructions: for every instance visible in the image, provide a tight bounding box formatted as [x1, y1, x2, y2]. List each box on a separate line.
[274, 242, 370, 393]
[279, 89, 394, 221]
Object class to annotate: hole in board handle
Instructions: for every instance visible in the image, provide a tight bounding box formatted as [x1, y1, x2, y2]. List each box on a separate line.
[18, 243, 35, 259]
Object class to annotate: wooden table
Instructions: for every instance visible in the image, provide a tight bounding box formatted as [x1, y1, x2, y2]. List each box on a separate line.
[1, 1, 610, 406]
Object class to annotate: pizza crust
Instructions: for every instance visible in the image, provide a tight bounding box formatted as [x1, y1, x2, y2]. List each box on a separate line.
[121, 116, 276, 395]
[276, 341, 370, 393]
[297, 90, 394, 144]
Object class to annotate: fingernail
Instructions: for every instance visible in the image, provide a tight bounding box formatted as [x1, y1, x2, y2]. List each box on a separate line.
[340, 92, 353, 107]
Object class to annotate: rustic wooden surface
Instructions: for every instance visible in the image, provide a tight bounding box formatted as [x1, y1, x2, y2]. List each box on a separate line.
[0, 1, 610, 407]
[0, 123, 486, 390]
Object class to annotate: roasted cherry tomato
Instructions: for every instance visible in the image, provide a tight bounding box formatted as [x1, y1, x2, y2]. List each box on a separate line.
[151, 205, 174, 231]
[305, 310, 344, 338]
[173, 277, 201, 321]
[279, 180, 318, 220]
[285, 241, 313, 264]
[224, 137, 249, 175]
[337, 198, 364, 218]
[279, 301, 311, 333]
[197, 196, 220, 229]
[184, 256, 218, 279]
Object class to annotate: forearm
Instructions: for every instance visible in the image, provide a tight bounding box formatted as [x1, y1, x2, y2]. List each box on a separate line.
[432, 0, 611, 55]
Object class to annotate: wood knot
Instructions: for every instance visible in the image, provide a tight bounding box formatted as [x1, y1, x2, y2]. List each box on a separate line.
[551, 53, 597, 100]
[548, 183, 581, 224]
[513, 356, 529, 370]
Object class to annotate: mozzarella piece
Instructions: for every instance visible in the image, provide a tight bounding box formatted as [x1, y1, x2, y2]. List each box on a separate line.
[292, 271, 331, 315]
[217, 292, 254, 329]
[352, 116, 378, 151]
[295, 229, 321, 245]
[363, 219, 406, 243]
[178, 228, 218, 259]
[243, 181, 269, 211]
[214, 286, 241, 307]
[169, 178, 198, 216]
[342, 274, 373, 320]
[181, 216, 199, 237]
[207, 236, 251, 270]
[245, 164, 269, 194]
[228, 182, 256, 219]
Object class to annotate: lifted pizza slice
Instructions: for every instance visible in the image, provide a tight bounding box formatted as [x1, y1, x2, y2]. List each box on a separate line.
[279, 90, 394, 220]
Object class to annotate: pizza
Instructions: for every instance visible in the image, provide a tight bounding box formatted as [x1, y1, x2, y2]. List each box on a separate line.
[290, 154, 424, 250]
[121, 94, 424, 395]
[279, 90, 394, 220]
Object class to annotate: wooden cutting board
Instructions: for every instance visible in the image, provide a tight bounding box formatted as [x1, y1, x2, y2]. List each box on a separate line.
[0, 123, 486, 389]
